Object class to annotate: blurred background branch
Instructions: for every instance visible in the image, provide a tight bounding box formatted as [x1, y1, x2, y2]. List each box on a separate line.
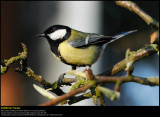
[115, 1, 159, 30]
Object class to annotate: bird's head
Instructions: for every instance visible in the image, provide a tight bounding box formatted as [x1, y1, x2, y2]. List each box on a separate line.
[36, 25, 71, 42]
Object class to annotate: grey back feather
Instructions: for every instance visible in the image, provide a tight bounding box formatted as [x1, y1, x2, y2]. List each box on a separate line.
[68, 30, 137, 48]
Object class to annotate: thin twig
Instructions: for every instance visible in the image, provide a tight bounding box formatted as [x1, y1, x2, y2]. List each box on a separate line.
[15, 67, 52, 87]
[115, 1, 159, 30]
[68, 92, 92, 105]
[95, 76, 159, 86]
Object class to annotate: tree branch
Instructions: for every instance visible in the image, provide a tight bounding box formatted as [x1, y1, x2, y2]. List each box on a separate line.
[98, 44, 158, 76]
[115, 1, 159, 30]
[1, 43, 76, 94]
[40, 81, 95, 106]
[95, 76, 159, 86]
[68, 92, 92, 105]
[40, 75, 159, 106]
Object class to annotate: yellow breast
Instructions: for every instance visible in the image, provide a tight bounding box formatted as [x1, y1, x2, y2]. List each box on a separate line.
[58, 41, 101, 66]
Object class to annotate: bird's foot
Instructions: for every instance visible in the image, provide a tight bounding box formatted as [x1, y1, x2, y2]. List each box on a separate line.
[86, 65, 91, 70]
[83, 66, 94, 80]
[83, 65, 91, 72]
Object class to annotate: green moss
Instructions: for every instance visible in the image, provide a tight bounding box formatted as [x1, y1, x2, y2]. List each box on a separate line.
[95, 86, 101, 97]
[51, 81, 59, 89]
[1, 66, 8, 74]
[92, 95, 97, 105]
[83, 92, 92, 98]
[146, 77, 159, 85]
[127, 75, 132, 80]
[151, 44, 158, 52]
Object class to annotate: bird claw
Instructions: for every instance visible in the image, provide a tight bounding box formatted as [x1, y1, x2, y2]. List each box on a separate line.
[86, 65, 91, 70]
[83, 66, 94, 80]
[58, 73, 66, 86]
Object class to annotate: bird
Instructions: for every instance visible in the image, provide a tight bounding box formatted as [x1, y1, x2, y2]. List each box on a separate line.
[36, 25, 136, 71]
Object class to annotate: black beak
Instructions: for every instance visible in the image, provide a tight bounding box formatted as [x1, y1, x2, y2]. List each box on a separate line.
[35, 33, 45, 37]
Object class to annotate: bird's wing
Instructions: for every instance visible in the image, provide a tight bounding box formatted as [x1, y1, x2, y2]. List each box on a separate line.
[68, 30, 113, 48]
[68, 30, 137, 48]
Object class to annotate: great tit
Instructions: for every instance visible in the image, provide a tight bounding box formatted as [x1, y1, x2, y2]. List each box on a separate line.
[36, 25, 136, 70]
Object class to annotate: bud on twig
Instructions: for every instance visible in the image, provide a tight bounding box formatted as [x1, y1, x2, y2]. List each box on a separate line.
[97, 86, 120, 101]
[125, 49, 134, 76]
[33, 84, 57, 100]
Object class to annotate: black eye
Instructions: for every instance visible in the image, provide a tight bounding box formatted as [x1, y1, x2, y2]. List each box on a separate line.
[45, 28, 54, 34]
[48, 29, 54, 33]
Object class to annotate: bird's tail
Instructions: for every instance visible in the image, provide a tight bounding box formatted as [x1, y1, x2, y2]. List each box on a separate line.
[113, 30, 137, 39]
[102, 30, 137, 50]
[101, 30, 137, 51]
[103, 30, 137, 44]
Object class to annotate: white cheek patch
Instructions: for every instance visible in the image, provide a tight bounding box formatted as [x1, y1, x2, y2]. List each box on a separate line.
[85, 36, 89, 44]
[48, 29, 67, 40]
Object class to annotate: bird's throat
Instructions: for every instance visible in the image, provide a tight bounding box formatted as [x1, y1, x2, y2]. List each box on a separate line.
[47, 39, 70, 65]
